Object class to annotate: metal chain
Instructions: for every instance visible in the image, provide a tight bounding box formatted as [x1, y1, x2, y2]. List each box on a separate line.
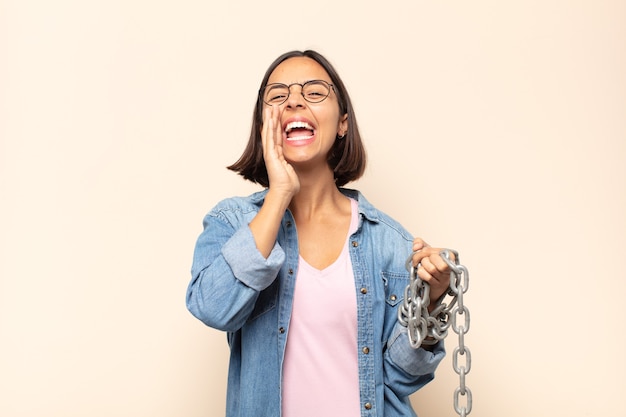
[397, 249, 472, 417]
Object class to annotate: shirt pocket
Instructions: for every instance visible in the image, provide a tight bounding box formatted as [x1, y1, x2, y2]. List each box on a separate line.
[381, 270, 409, 307]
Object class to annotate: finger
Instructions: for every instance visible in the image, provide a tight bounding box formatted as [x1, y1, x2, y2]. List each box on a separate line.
[411, 246, 437, 267]
[413, 251, 449, 283]
[272, 105, 283, 146]
[416, 265, 434, 283]
[420, 256, 440, 277]
[262, 107, 272, 153]
[417, 260, 451, 300]
[418, 266, 446, 294]
[412, 237, 430, 252]
[417, 256, 445, 282]
[429, 252, 452, 275]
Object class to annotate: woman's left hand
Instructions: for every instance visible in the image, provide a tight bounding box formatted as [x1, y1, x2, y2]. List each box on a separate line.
[410, 237, 453, 303]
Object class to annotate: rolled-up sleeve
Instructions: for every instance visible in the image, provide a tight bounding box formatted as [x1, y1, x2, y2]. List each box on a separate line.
[221, 226, 285, 291]
[186, 210, 285, 331]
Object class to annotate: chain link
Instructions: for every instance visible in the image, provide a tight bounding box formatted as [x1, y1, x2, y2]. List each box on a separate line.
[397, 249, 472, 416]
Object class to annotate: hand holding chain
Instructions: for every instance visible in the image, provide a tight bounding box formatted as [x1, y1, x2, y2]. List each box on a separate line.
[397, 249, 472, 417]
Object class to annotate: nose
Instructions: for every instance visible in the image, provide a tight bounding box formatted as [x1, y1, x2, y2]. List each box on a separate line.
[285, 84, 306, 108]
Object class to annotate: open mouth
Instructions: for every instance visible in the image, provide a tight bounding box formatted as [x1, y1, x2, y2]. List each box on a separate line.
[284, 121, 315, 141]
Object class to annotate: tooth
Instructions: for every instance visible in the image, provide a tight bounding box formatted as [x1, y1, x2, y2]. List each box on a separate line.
[285, 121, 313, 132]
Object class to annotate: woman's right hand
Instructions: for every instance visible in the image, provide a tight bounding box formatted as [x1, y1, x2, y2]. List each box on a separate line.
[262, 105, 300, 199]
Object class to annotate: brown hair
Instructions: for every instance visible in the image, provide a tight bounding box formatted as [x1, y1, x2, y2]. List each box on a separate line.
[227, 50, 366, 187]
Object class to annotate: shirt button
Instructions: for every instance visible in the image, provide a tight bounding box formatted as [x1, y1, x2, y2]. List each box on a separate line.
[364, 402, 372, 410]
[390, 294, 397, 302]
[288, 268, 294, 275]
[360, 287, 367, 294]
[286, 221, 292, 227]
[351, 241, 358, 247]
[279, 327, 285, 334]
[362, 346, 370, 354]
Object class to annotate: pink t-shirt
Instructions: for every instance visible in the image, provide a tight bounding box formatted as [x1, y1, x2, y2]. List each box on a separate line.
[282, 198, 361, 417]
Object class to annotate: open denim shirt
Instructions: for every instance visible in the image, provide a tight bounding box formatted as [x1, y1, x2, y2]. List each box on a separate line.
[187, 188, 445, 417]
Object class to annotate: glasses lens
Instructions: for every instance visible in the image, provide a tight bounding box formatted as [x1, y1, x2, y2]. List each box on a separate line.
[302, 81, 330, 103]
[263, 84, 290, 105]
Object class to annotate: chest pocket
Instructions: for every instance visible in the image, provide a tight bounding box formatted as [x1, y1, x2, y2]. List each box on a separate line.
[381, 270, 409, 307]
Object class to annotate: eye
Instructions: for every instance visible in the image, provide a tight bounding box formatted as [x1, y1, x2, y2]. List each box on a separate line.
[307, 90, 324, 97]
[264, 85, 289, 104]
[269, 92, 287, 102]
[303, 81, 330, 102]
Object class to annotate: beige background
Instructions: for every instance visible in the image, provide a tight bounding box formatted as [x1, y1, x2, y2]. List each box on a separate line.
[1, 0, 624, 416]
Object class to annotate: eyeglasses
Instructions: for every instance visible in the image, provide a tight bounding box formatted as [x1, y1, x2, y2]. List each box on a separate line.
[261, 80, 334, 106]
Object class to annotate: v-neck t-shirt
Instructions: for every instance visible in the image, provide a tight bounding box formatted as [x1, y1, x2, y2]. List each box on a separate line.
[282, 198, 360, 417]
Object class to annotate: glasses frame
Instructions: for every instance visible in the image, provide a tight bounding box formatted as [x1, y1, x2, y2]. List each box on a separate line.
[260, 79, 335, 106]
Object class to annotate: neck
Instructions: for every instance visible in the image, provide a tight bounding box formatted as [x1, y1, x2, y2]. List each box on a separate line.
[289, 171, 346, 220]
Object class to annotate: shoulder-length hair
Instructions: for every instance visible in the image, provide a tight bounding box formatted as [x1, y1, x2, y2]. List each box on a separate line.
[227, 50, 366, 187]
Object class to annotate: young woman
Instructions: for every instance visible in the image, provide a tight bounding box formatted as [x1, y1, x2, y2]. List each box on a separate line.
[186, 50, 453, 417]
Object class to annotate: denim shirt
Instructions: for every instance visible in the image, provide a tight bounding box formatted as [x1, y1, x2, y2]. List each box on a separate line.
[187, 188, 445, 417]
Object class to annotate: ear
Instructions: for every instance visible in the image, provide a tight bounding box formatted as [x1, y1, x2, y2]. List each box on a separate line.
[337, 113, 348, 136]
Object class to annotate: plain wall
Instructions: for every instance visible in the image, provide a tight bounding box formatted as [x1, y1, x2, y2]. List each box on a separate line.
[1, 1, 624, 416]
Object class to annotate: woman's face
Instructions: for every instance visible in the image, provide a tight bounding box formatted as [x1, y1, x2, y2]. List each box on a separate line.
[264, 57, 348, 170]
